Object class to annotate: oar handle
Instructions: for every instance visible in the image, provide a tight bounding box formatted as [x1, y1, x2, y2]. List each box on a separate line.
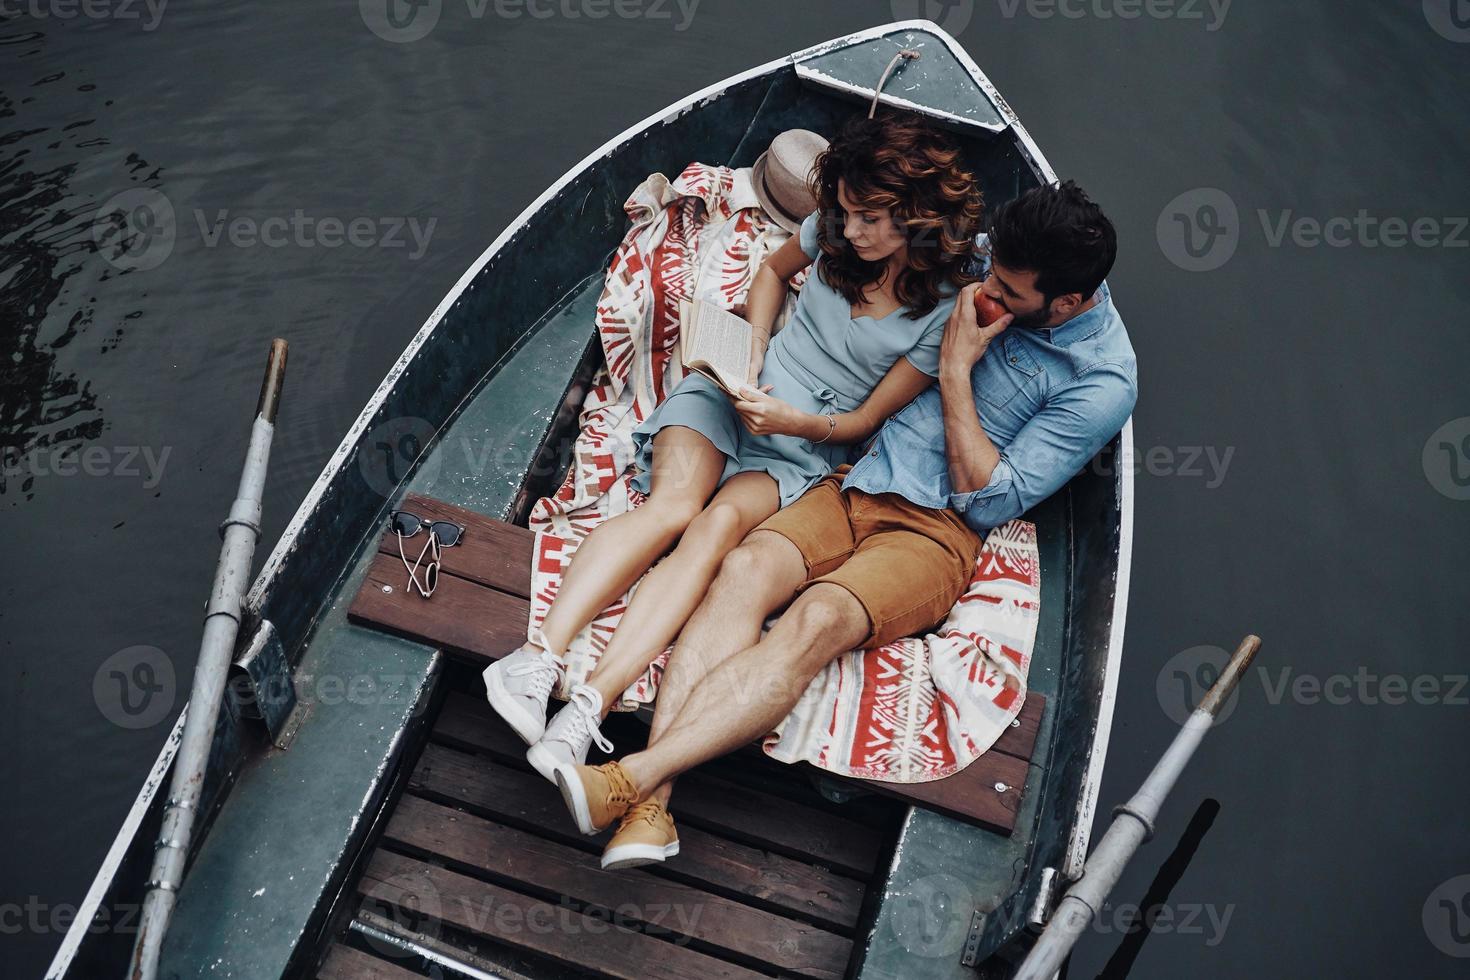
[256, 338, 289, 425]
[1016, 632, 1262, 979]
[1198, 634, 1261, 717]
[131, 337, 289, 980]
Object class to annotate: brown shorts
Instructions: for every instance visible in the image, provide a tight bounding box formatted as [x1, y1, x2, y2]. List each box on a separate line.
[755, 466, 982, 649]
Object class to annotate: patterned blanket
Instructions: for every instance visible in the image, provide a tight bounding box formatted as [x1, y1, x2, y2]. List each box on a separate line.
[527, 163, 1041, 784]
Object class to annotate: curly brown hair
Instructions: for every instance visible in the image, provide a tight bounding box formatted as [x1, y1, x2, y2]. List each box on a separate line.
[806, 113, 984, 320]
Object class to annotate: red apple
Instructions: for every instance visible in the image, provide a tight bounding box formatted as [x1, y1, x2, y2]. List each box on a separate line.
[974, 292, 1009, 327]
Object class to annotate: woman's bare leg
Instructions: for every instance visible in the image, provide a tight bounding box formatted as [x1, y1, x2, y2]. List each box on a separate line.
[582, 471, 780, 712]
[536, 426, 725, 654]
[645, 529, 807, 809]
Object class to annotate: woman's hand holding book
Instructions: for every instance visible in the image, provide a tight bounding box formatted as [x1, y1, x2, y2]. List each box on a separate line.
[731, 384, 809, 437]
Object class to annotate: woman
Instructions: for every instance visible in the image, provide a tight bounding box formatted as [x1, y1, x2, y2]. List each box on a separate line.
[486, 112, 985, 782]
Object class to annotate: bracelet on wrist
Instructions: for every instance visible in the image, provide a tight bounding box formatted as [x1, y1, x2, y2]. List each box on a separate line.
[812, 413, 837, 445]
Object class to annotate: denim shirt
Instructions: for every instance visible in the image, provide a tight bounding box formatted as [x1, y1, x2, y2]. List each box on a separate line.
[841, 252, 1138, 535]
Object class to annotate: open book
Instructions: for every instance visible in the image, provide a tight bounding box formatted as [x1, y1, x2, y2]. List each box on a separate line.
[680, 298, 753, 397]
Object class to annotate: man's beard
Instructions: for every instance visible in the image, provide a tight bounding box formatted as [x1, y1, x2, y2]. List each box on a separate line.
[1005, 303, 1054, 332]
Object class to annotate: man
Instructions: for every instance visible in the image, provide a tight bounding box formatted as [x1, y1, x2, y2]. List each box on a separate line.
[555, 180, 1139, 870]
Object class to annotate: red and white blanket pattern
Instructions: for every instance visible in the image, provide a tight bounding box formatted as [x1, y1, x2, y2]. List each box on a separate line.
[527, 162, 1041, 784]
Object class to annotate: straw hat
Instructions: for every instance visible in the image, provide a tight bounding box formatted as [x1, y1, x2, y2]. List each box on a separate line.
[751, 129, 829, 234]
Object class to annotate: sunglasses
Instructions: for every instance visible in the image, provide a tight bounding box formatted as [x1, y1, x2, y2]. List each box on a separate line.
[389, 510, 465, 598]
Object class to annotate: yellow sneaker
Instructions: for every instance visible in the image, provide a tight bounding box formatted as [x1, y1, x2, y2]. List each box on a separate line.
[601, 800, 680, 870]
[552, 760, 639, 835]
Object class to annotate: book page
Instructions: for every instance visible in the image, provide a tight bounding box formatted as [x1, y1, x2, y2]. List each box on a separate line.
[682, 299, 752, 395]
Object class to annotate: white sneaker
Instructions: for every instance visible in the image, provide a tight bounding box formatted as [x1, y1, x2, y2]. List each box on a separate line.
[482, 634, 564, 745]
[527, 684, 614, 784]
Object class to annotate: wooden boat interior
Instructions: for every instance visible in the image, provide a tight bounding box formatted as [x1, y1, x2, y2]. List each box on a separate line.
[52, 25, 1130, 980]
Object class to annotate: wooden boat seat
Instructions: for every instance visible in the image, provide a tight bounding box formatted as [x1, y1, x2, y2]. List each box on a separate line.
[348, 494, 1043, 835]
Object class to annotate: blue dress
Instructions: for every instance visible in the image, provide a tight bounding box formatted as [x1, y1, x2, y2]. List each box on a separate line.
[629, 210, 959, 508]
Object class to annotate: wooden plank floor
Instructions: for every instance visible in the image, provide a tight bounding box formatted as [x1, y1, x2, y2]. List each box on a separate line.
[320, 676, 903, 980]
[319, 943, 423, 980]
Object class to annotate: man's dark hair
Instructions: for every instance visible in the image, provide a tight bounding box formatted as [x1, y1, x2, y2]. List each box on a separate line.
[985, 180, 1117, 301]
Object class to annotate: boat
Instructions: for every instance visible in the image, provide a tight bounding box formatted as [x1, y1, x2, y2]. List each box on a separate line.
[49, 20, 1134, 980]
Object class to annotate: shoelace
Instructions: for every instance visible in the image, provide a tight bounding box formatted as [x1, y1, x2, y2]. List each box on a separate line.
[599, 761, 639, 808]
[622, 799, 666, 830]
[559, 686, 614, 754]
[505, 648, 562, 704]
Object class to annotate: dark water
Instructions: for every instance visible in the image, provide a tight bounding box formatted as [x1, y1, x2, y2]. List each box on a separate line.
[3, 2, 1467, 976]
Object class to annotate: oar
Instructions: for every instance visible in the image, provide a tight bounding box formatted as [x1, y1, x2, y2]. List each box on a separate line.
[1014, 634, 1262, 980]
[128, 339, 289, 980]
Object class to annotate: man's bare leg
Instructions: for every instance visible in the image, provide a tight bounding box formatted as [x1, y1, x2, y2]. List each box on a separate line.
[640, 530, 809, 808]
[620, 583, 870, 798]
